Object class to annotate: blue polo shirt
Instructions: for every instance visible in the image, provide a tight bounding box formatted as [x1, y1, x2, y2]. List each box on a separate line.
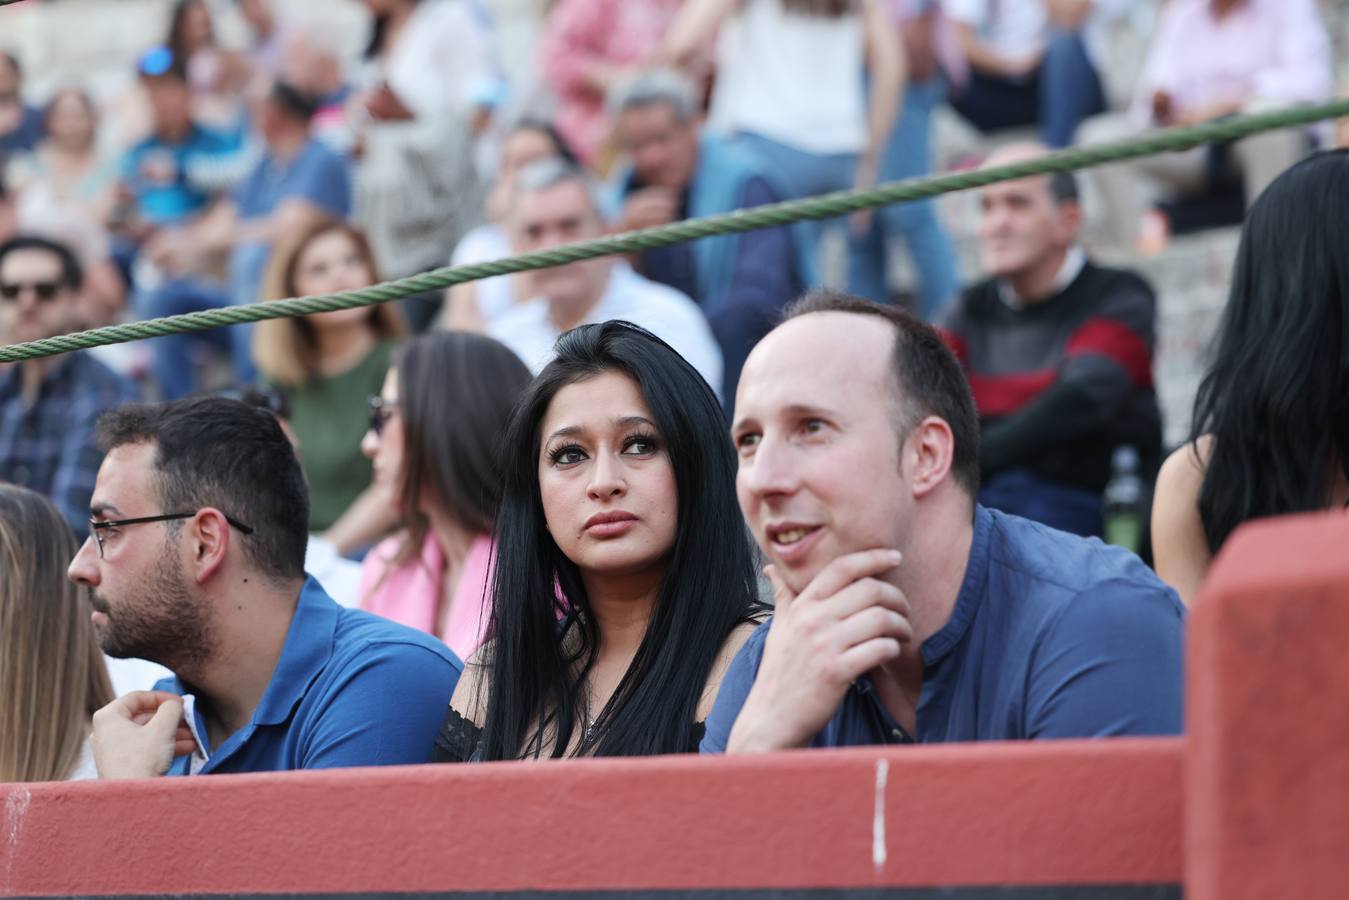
[156, 577, 461, 774]
[229, 138, 351, 305]
[701, 506, 1185, 751]
[120, 124, 240, 226]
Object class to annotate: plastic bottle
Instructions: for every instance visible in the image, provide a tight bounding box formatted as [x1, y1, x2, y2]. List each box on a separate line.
[1103, 445, 1144, 552]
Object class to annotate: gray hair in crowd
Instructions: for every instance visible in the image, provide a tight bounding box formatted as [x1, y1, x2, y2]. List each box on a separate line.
[608, 67, 699, 125]
[511, 157, 608, 223]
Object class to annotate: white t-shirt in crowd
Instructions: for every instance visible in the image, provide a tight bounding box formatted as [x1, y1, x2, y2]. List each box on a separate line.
[489, 262, 724, 400]
[707, 0, 867, 155]
[450, 224, 517, 325]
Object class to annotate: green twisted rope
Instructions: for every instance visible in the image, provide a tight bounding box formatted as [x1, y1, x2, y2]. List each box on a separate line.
[4, 97, 1349, 364]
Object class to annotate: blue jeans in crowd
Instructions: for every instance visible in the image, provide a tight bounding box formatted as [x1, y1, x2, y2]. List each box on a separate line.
[978, 468, 1104, 538]
[733, 130, 856, 266]
[847, 77, 961, 320]
[141, 277, 256, 400]
[950, 30, 1105, 149]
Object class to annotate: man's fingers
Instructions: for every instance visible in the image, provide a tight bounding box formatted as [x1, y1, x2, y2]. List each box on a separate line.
[820, 577, 912, 622]
[798, 549, 902, 605]
[97, 690, 180, 722]
[146, 697, 185, 741]
[838, 637, 903, 680]
[832, 605, 915, 652]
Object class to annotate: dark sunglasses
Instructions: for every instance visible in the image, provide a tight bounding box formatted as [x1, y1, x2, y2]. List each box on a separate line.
[368, 395, 399, 436]
[0, 280, 63, 303]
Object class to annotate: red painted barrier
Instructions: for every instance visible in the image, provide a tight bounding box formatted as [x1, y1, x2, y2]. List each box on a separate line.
[1, 739, 1180, 897]
[5, 512, 1347, 898]
[1187, 512, 1349, 900]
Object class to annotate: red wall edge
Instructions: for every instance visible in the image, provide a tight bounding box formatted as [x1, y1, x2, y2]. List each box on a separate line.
[0, 738, 1181, 896]
[1187, 512, 1349, 900]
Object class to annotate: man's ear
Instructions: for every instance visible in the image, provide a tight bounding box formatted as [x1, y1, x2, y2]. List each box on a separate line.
[187, 509, 232, 585]
[1058, 199, 1084, 244]
[907, 416, 956, 499]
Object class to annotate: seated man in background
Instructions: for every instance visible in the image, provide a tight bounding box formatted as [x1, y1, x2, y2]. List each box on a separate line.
[73, 397, 460, 777]
[702, 291, 1184, 753]
[943, 144, 1160, 537]
[1080, 0, 1332, 247]
[489, 158, 723, 397]
[0, 236, 139, 540]
[140, 77, 350, 400]
[610, 69, 811, 407]
[0, 52, 44, 156]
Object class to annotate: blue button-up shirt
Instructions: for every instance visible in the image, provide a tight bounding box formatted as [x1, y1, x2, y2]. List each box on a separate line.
[157, 577, 462, 774]
[702, 506, 1186, 751]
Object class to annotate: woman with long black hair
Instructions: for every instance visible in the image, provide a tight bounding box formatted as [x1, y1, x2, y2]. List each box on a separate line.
[1152, 150, 1349, 605]
[433, 321, 766, 760]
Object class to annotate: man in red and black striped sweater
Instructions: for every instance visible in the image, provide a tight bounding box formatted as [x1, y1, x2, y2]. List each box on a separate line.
[940, 143, 1162, 537]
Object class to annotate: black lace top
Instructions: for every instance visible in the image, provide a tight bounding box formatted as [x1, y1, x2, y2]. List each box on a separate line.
[430, 707, 707, 762]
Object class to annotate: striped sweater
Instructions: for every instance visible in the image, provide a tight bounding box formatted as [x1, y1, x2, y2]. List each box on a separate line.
[940, 260, 1164, 493]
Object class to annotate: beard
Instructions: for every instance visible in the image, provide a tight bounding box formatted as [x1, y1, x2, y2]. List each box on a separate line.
[94, 541, 214, 673]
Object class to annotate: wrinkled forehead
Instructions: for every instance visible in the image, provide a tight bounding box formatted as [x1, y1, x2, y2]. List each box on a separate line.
[735, 313, 898, 424]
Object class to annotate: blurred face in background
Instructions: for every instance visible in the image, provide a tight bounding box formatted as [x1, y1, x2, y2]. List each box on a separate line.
[487, 127, 563, 222]
[290, 227, 379, 332]
[46, 90, 98, 153]
[510, 179, 610, 317]
[360, 368, 406, 512]
[143, 74, 193, 139]
[616, 102, 699, 191]
[0, 247, 78, 345]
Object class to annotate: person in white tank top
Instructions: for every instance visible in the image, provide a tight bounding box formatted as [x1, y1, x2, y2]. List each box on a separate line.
[656, 0, 904, 266]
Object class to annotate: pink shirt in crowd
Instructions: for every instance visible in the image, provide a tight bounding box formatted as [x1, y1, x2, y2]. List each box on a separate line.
[538, 0, 686, 165]
[358, 532, 495, 661]
[1132, 0, 1332, 125]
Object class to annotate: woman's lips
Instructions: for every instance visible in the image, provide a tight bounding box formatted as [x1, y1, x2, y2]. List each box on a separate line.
[585, 510, 639, 538]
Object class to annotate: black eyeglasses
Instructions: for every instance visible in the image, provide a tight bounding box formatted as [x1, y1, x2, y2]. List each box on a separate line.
[89, 511, 254, 558]
[367, 395, 399, 437]
[0, 280, 63, 303]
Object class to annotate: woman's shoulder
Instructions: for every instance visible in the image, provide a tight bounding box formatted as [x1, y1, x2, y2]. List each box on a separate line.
[1157, 438, 1212, 496]
[697, 616, 770, 721]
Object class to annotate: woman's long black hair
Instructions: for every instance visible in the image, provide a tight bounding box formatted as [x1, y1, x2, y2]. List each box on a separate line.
[477, 321, 764, 759]
[1190, 149, 1349, 554]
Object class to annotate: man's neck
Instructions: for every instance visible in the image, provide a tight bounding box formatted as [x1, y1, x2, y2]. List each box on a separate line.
[156, 121, 193, 145]
[1005, 246, 1075, 305]
[548, 278, 608, 334]
[19, 357, 53, 402]
[267, 127, 309, 163]
[185, 576, 305, 746]
[867, 495, 977, 732]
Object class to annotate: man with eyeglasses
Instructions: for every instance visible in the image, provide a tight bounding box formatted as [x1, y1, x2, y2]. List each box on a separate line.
[70, 396, 462, 779]
[0, 235, 138, 539]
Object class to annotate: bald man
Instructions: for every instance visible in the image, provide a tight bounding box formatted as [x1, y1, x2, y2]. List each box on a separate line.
[700, 290, 1184, 752]
[939, 143, 1163, 538]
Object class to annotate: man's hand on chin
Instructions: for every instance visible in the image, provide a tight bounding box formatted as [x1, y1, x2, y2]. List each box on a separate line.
[726, 549, 911, 752]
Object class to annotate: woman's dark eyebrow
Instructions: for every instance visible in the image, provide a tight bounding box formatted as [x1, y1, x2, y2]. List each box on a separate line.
[616, 416, 656, 429]
[546, 425, 584, 442]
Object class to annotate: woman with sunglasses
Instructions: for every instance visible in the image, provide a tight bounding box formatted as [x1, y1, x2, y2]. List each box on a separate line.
[252, 219, 406, 555]
[433, 321, 767, 761]
[359, 331, 533, 659]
